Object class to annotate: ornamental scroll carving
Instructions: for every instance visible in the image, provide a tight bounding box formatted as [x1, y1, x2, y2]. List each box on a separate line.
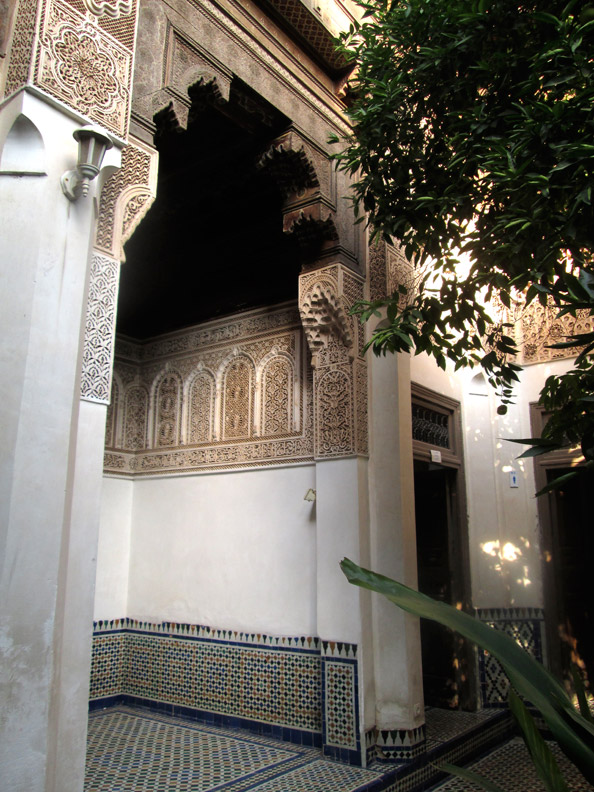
[104, 305, 314, 476]
[80, 252, 120, 403]
[96, 138, 157, 261]
[299, 264, 367, 458]
[82, 0, 133, 18]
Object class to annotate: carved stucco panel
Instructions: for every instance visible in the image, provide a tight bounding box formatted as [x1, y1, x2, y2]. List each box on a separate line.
[35, 0, 133, 137]
[188, 371, 215, 445]
[299, 265, 367, 459]
[154, 372, 182, 447]
[261, 356, 293, 437]
[123, 385, 148, 450]
[316, 367, 353, 457]
[104, 307, 314, 475]
[519, 301, 593, 365]
[80, 252, 120, 403]
[96, 138, 157, 259]
[4, 0, 39, 96]
[82, 0, 133, 18]
[222, 356, 254, 441]
[104, 377, 118, 446]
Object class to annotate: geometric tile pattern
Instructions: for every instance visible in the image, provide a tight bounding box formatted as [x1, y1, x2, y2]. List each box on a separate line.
[85, 705, 516, 792]
[89, 630, 125, 699]
[90, 621, 363, 762]
[476, 608, 545, 708]
[372, 723, 427, 763]
[85, 707, 384, 792]
[429, 736, 593, 791]
[323, 661, 357, 749]
[91, 624, 322, 731]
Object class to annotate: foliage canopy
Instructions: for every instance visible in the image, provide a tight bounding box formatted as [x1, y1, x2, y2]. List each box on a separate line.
[331, 0, 594, 478]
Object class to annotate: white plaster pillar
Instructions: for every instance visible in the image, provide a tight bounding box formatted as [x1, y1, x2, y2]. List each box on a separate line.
[0, 89, 117, 792]
[368, 350, 424, 732]
[315, 455, 373, 764]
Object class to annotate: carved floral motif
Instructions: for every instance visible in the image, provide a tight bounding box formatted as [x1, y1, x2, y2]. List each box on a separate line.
[53, 28, 120, 108]
[36, 0, 132, 137]
[4, 0, 38, 96]
[80, 253, 120, 403]
[123, 386, 148, 450]
[223, 358, 253, 440]
[155, 374, 181, 447]
[262, 358, 292, 436]
[317, 369, 353, 456]
[189, 373, 214, 444]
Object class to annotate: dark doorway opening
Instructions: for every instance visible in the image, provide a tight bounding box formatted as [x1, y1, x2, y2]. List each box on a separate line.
[545, 467, 594, 688]
[414, 460, 473, 709]
[411, 384, 475, 710]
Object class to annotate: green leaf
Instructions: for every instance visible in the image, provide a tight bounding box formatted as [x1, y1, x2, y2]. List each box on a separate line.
[535, 470, 580, 496]
[571, 664, 593, 724]
[516, 445, 561, 459]
[508, 687, 569, 792]
[433, 761, 507, 792]
[340, 559, 594, 784]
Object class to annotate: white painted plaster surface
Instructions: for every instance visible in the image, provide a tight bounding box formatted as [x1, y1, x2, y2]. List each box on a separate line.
[94, 477, 134, 621]
[315, 457, 369, 645]
[122, 465, 317, 636]
[410, 351, 552, 610]
[47, 400, 106, 792]
[0, 90, 120, 792]
[369, 352, 423, 730]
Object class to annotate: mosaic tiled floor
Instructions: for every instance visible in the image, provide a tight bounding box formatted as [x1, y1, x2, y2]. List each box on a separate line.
[85, 707, 386, 792]
[85, 705, 527, 792]
[428, 737, 593, 791]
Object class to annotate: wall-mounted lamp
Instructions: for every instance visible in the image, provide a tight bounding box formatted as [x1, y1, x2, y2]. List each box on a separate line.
[61, 124, 113, 201]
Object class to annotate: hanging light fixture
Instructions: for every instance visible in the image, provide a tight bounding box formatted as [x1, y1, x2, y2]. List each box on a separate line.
[61, 124, 113, 201]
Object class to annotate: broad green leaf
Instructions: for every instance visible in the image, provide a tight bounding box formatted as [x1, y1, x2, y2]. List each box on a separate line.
[433, 761, 507, 792]
[535, 470, 580, 496]
[571, 664, 593, 724]
[508, 687, 569, 792]
[340, 559, 594, 784]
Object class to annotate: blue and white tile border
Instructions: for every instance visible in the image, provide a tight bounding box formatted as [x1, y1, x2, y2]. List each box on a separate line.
[476, 607, 545, 708]
[90, 619, 366, 765]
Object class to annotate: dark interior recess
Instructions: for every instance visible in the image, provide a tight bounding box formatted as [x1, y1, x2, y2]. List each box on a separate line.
[117, 80, 302, 339]
[414, 459, 473, 710]
[547, 466, 594, 687]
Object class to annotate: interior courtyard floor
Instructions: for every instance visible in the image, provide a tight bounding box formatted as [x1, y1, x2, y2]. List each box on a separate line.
[83, 703, 592, 792]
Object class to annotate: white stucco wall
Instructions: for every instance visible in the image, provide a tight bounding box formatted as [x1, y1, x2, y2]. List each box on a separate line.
[0, 88, 120, 792]
[94, 476, 134, 621]
[97, 464, 318, 636]
[410, 351, 555, 610]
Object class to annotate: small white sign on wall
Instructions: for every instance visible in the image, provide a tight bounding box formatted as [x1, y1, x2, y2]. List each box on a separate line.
[509, 470, 519, 488]
[430, 449, 442, 464]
